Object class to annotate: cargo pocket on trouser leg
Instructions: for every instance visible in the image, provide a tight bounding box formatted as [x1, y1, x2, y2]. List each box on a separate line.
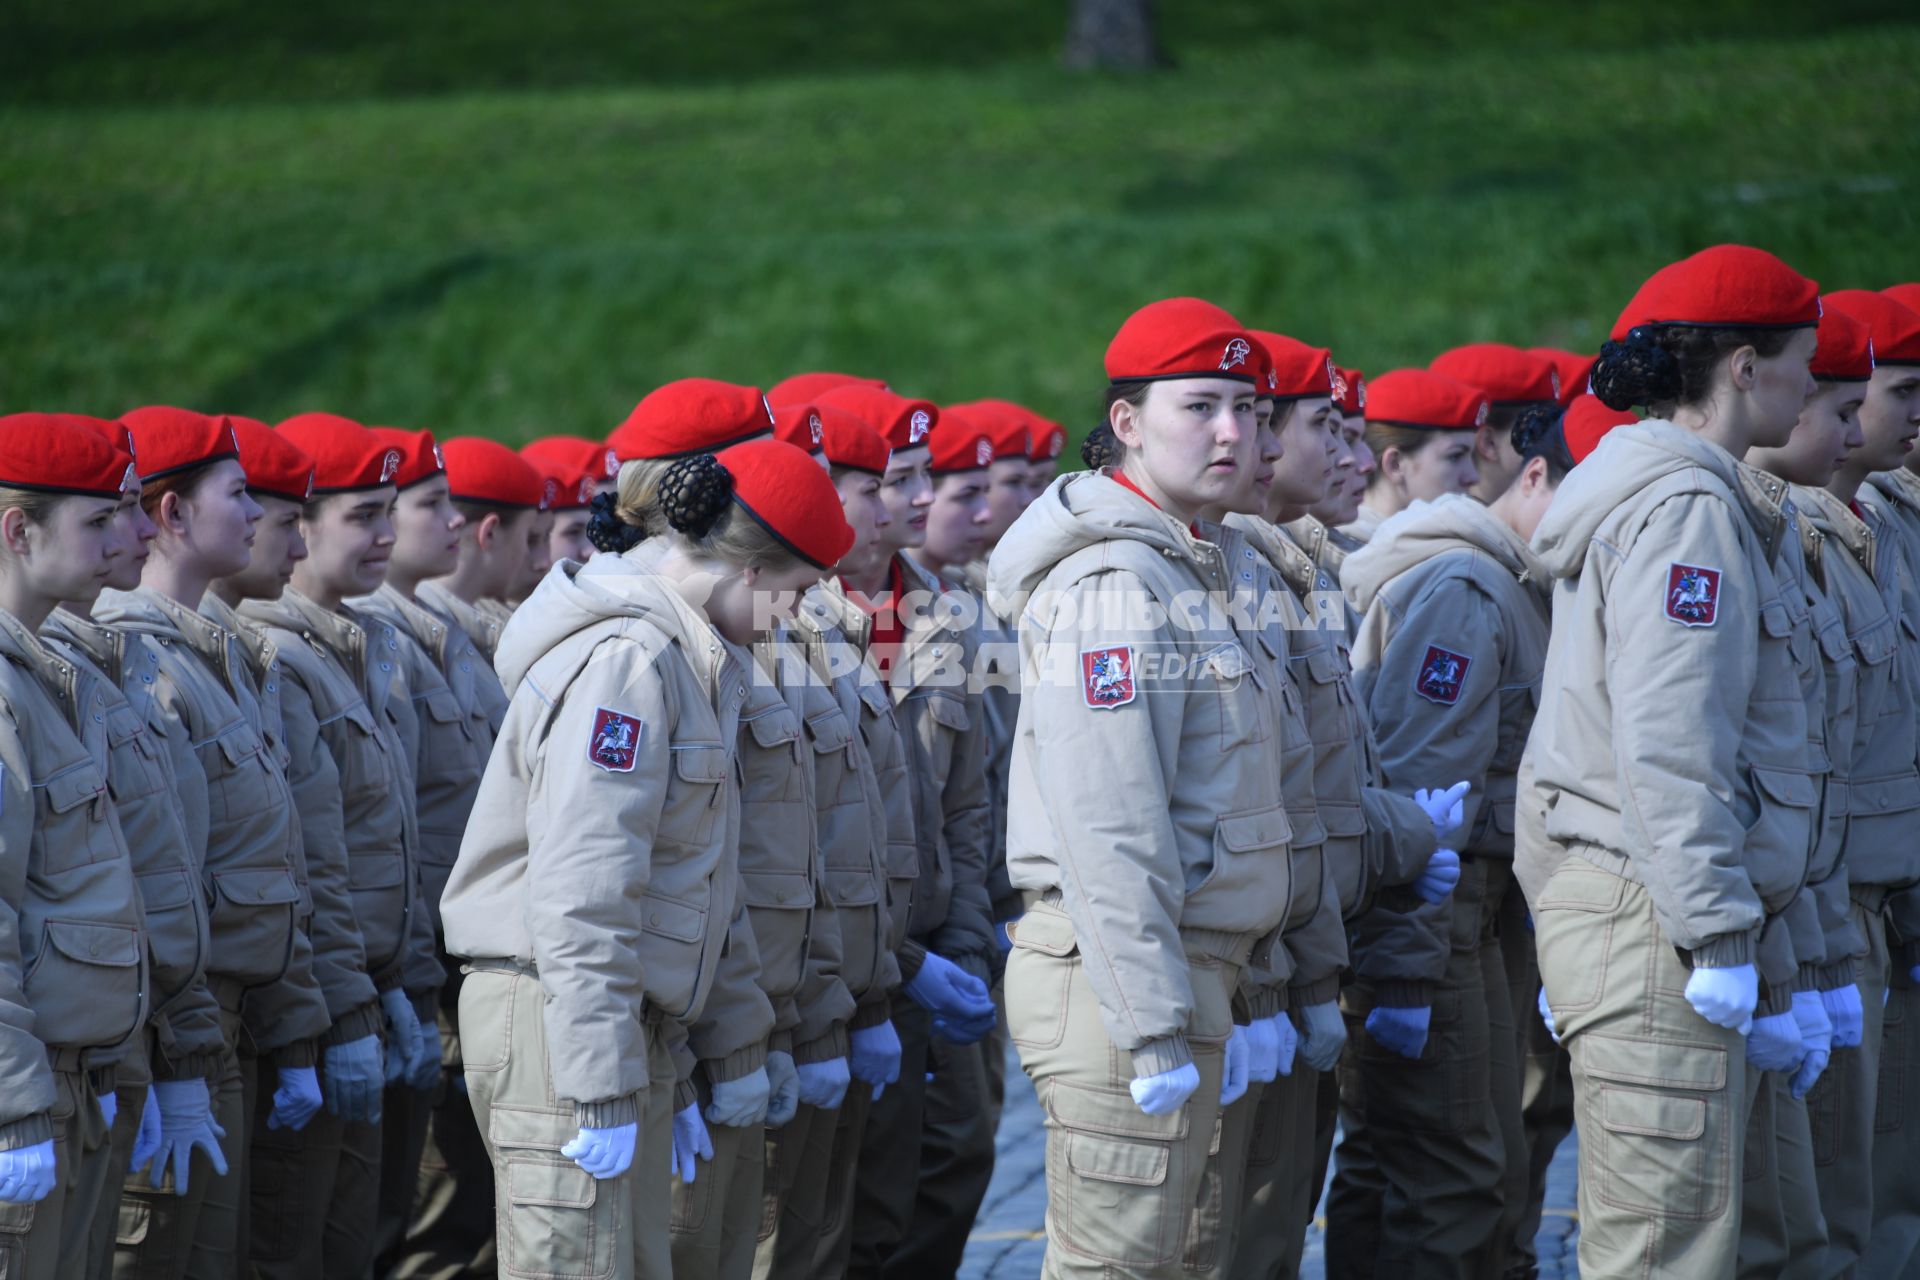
[492, 1108, 620, 1280]
[0, 1199, 36, 1280]
[1044, 1078, 1189, 1268]
[1578, 1033, 1733, 1224]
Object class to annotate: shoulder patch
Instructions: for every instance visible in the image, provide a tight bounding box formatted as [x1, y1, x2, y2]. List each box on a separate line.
[1664, 562, 1722, 627]
[1081, 645, 1137, 710]
[1413, 644, 1471, 706]
[588, 706, 644, 772]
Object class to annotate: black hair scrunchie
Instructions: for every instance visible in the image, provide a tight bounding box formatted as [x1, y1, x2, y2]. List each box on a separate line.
[586, 489, 645, 554]
[1590, 325, 1682, 411]
[1080, 422, 1123, 471]
[659, 454, 734, 538]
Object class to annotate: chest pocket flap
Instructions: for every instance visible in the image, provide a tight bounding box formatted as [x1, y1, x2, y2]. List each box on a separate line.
[671, 744, 731, 785]
[805, 709, 855, 755]
[40, 762, 107, 817]
[744, 706, 802, 750]
[922, 693, 970, 734]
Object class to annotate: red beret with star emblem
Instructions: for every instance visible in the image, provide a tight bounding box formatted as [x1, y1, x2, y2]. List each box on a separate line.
[926, 406, 995, 474]
[523, 435, 621, 482]
[947, 400, 1031, 463]
[1105, 297, 1260, 385]
[1250, 331, 1337, 401]
[768, 372, 888, 405]
[120, 406, 241, 482]
[817, 384, 938, 453]
[1364, 369, 1490, 432]
[278, 413, 404, 493]
[1810, 305, 1876, 382]
[0, 413, 139, 498]
[608, 378, 777, 463]
[1824, 290, 1920, 365]
[1609, 245, 1820, 342]
[442, 437, 549, 509]
[368, 427, 446, 489]
[817, 404, 892, 476]
[1333, 366, 1366, 416]
[713, 438, 856, 570]
[1529, 349, 1595, 406]
[1429, 343, 1562, 405]
[772, 402, 827, 457]
[229, 414, 315, 503]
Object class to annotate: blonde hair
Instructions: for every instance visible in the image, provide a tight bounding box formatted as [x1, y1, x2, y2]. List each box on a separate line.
[0, 483, 85, 530]
[1362, 423, 1446, 489]
[612, 457, 676, 538]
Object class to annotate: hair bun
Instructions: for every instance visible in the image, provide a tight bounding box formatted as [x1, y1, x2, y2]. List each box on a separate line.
[660, 453, 735, 537]
[585, 489, 645, 554]
[1590, 326, 1682, 411]
[1080, 423, 1122, 471]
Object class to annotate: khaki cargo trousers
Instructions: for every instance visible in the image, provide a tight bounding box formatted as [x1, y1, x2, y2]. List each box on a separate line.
[460, 964, 676, 1280]
[1005, 903, 1239, 1280]
[0, 1068, 111, 1280]
[1536, 857, 1751, 1280]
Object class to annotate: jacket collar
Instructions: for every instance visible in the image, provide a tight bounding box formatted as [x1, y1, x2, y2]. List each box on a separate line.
[245, 589, 368, 684]
[1731, 461, 1795, 565]
[44, 607, 126, 685]
[0, 609, 81, 720]
[1792, 484, 1876, 579]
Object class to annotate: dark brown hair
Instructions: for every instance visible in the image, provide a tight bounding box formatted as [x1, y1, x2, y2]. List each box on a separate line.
[1591, 325, 1799, 411]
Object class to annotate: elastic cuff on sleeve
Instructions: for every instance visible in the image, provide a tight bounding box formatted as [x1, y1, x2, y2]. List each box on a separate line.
[1813, 959, 1860, 991]
[1129, 1035, 1193, 1078]
[152, 1050, 226, 1083]
[1287, 975, 1339, 1009]
[850, 998, 892, 1032]
[1758, 984, 1795, 1018]
[1685, 932, 1755, 969]
[574, 1093, 642, 1130]
[896, 941, 927, 983]
[0, 1112, 55, 1153]
[321, 1001, 385, 1048]
[1373, 980, 1432, 1009]
[1245, 988, 1284, 1021]
[793, 1026, 849, 1066]
[702, 1042, 768, 1085]
[673, 1079, 700, 1113]
[267, 1038, 321, 1071]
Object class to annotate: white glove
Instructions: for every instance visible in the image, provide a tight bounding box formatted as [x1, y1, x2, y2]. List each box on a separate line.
[1413, 781, 1471, 842]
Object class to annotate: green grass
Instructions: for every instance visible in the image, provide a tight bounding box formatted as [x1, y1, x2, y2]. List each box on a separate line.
[3, 2, 1918, 445]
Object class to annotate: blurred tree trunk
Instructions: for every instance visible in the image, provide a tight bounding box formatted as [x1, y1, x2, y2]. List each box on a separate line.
[1063, 0, 1164, 71]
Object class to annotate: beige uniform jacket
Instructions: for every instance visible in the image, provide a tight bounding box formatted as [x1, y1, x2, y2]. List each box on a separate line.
[0, 612, 149, 1150]
[1240, 517, 1440, 1006]
[1285, 515, 1362, 586]
[1214, 516, 1342, 1015]
[95, 588, 332, 1059]
[987, 473, 1298, 1076]
[418, 580, 511, 732]
[953, 558, 1023, 929]
[1520, 420, 1817, 973]
[242, 590, 430, 1018]
[851, 555, 995, 974]
[352, 585, 492, 944]
[792, 583, 909, 1016]
[442, 554, 767, 1127]
[42, 610, 223, 1083]
[1855, 469, 1920, 961]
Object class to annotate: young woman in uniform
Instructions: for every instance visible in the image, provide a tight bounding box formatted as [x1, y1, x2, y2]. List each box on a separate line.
[1291, 366, 1370, 578]
[1336, 368, 1487, 547]
[1524, 244, 1823, 1277]
[520, 435, 619, 566]
[987, 297, 1302, 1280]
[441, 437, 847, 1280]
[93, 409, 331, 1279]
[0, 416, 150, 1280]
[238, 413, 433, 1280]
[1429, 344, 1565, 506]
[1337, 389, 1567, 1277]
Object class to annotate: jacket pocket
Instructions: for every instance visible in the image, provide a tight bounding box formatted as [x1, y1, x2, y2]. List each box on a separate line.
[24, 919, 144, 1050]
[742, 704, 806, 805]
[1741, 764, 1816, 904]
[637, 882, 713, 1019]
[1190, 807, 1293, 924]
[491, 1106, 616, 1280]
[1005, 918, 1074, 1051]
[659, 744, 729, 847]
[208, 867, 301, 987]
[1579, 1032, 1731, 1222]
[105, 702, 172, 805]
[1046, 1079, 1187, 1266]
[1202, 643, 1270, 752]
[337, 703, 393, 801]
[136, 866, 209, 1000]
[35, 762, 119, 875]
[742, 870, 814, 1003]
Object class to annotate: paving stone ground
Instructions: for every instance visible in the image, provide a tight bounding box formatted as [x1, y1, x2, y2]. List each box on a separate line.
[962, 1042, 1582, 1279]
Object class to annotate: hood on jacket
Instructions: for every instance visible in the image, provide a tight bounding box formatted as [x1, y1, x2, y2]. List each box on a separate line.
[986, 471, 1202, 612]
[1342, 494, 1544, 615]
[1529, 419, 1745, 581]
[494, 553, 685, 691]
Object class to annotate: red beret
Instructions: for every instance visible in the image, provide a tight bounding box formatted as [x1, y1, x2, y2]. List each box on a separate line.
[522, 435, 621, 482]
[1810, 305, 1876, 382]
[528, 457, 598, 510]
[1333, 366, 1366, 416]
[1563, 395, 1639, 464]
[121, 406, 241, 482]
[1364, 369, 1490, 432]
[926, 406, 995, 474]
[229, 415, 315, 503]
[1824, 290, 1920, 365]
[1529, 349, 1594, 406]
[817, 385, 936, 452]
[772, 402, 827, 456]
[1885, 285, 1920, 315]
[277, 413, 403, 492]
[1429, 343, 1562, 405]
[947, 400, 1031, 463]
[63, 414, 138, 476]
[1250, 331, 1337, 401]
[768, 372, 888, 405]
[608, 379, 777, 463]
[368, 427, 446, 489]
[1105, 297, 1260, 385]
[0, 413, 139, 499]
[713, 438, 855, 570]
[1610, 245, 1820, 341]
[818, 404, 892, 476]
[442, 437, 548, 509]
